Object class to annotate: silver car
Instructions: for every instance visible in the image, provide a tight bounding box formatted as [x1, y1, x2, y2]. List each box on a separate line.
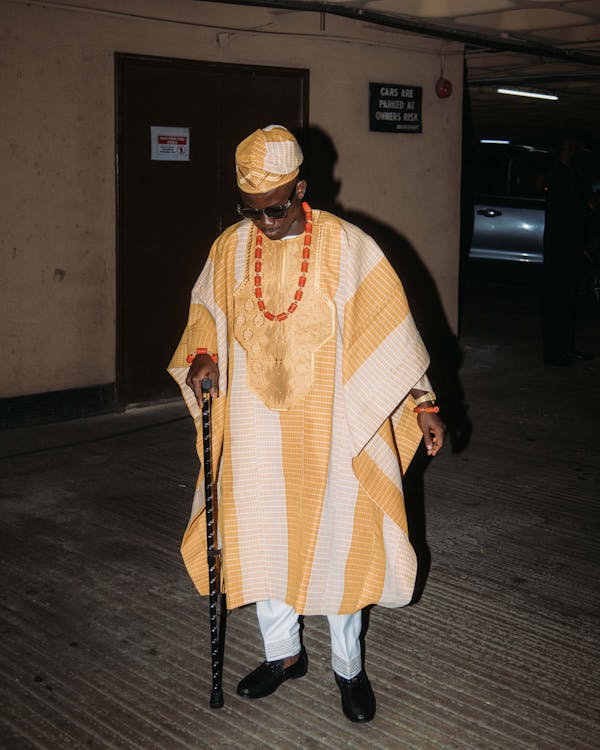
[469, 144, 551, 263]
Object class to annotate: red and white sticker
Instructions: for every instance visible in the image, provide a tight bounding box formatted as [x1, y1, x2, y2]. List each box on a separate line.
[151, 127, 190, 161]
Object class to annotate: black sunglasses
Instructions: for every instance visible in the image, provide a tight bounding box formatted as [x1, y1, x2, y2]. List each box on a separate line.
[237, 184, 297, 220]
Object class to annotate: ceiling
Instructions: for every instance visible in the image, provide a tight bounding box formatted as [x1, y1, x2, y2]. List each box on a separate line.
[218, 0, 600, 147]
[419, 0, 600, 145]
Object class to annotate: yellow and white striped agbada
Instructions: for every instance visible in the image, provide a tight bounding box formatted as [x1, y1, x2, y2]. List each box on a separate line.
[169, 210, 432, 615]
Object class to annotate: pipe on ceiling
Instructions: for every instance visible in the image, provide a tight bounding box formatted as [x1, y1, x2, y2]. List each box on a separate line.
[207, 0, 600, 67]
[468, 73, 600, 85]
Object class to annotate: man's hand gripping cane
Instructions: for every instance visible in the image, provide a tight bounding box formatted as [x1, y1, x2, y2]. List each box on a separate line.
[186, 353, 220, 401]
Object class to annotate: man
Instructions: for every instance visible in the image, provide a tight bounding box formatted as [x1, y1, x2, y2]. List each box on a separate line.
[542, 132, 594, 365]
[169, 125, 445, 723]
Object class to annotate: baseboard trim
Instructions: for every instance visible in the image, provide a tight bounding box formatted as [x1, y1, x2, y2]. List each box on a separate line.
[1, 384, 117, 430]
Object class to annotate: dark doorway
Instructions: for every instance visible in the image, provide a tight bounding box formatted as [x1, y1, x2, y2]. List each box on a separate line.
[116, 54, 308, 407]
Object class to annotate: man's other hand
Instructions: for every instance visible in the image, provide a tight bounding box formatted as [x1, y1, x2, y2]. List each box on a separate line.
[417, 412, 445, 456]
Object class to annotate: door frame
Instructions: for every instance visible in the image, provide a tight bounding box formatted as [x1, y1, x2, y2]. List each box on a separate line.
[114, 52, 309, 409]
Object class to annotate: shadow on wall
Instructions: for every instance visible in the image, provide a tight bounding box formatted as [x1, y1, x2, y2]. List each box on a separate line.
[299, 125, 472, 601]
[300, 125, 471, 452]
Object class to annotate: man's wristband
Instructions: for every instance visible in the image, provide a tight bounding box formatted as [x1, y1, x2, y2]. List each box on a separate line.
[186, 347, 218, 364]
[413, 391, 436, 406]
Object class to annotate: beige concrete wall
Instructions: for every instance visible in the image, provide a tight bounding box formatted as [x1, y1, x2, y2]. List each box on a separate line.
[0, 0, 463, 398]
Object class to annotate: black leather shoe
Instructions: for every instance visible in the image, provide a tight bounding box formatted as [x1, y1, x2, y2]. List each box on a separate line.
[572, 349, 595, 361]
[237, 647, 308, 699]
[543, 353, 576, 366]
[334, 670, 376, 722]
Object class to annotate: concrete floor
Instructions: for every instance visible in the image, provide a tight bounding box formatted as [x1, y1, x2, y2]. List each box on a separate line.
[1, 271, 599, 749]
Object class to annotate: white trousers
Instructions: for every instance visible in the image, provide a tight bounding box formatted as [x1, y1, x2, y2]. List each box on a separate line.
[256, 599, 362, 679]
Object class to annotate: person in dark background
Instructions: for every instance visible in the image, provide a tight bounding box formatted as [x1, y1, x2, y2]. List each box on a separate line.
[542, 132, 594, 365]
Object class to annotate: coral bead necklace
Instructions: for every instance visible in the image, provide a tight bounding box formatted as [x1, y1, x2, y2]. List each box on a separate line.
[254, 201, 312, 321]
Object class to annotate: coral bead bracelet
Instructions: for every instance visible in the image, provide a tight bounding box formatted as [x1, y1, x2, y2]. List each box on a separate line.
[186, 347, 218, 365]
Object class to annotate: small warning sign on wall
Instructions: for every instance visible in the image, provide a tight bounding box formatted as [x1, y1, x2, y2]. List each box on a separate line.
[369, 83, 422, 133]
[150, 126, 190, 161]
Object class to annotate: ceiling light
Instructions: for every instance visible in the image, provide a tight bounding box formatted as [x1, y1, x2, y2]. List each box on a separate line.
[480, 139, 510, 144]
[497, 87, 558, 101]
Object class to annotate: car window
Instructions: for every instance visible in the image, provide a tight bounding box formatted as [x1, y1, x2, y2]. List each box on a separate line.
[474, 152, 510, 196]
[509, 155, 549, 199]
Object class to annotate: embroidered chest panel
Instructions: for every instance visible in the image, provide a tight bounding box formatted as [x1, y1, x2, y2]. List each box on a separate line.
[233, 227, 335, 411]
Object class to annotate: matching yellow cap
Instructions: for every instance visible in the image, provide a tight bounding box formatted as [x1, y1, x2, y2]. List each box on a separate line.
[235, 125, 303, 194]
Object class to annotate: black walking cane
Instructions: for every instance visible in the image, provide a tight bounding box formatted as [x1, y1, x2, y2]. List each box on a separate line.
[200, 377, 226, 708]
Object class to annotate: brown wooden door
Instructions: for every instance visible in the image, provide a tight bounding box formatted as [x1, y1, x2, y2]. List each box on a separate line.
[116, 54, 308, 406]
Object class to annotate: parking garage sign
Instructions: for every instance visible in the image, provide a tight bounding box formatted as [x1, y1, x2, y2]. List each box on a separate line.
[369, 83, 422, 133]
